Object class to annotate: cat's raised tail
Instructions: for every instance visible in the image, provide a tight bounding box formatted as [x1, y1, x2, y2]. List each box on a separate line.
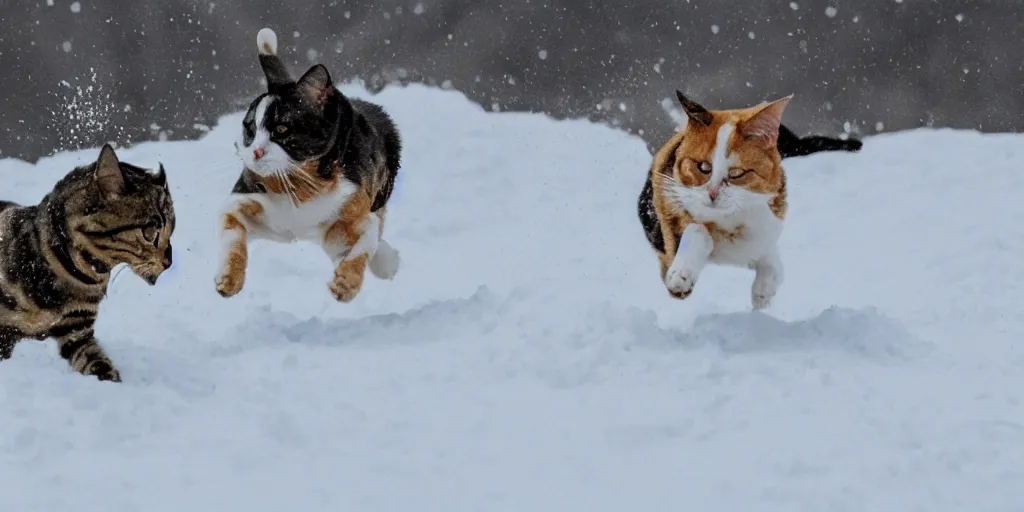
[370, 239, 400, 280]
[255, 27, 292, 93]
[257, 27, 278, 55]
[777, 124, 863, 159]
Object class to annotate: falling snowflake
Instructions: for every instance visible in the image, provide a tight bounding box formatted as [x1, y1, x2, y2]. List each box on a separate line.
[825, 6, 837, 17]
[538, 49, 548, 60]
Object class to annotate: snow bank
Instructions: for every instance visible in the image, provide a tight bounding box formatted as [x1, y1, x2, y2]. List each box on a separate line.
[2, 83, 1023, 511]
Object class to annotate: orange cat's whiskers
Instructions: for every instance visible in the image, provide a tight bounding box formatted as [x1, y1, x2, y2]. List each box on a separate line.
[656, 174, 688, 210]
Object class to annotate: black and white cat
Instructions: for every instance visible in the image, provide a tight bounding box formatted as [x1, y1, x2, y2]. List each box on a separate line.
[215, 28, 403, 302]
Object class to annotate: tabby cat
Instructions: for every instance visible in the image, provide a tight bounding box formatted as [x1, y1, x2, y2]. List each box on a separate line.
[0, 144, 175, 381]
[639, 91, 793, 309]
[215, 28, 402, 302]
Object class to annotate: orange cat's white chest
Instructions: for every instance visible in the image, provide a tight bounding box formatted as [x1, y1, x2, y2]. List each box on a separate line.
[702, 205, 783, 267]
[262, 180, 357, 242]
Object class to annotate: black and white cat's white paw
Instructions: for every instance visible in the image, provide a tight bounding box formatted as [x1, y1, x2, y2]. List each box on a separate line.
[369, 239, 400, 280]
[664, 264, 699, 299]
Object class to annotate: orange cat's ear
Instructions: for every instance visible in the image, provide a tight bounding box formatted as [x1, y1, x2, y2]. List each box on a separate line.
[675, 90, 713, 128]
[740, 95, 793, 146]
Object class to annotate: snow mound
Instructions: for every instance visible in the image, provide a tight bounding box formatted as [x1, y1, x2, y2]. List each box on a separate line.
[1, 82, 1023, 511]
[682, 306, 930, 359]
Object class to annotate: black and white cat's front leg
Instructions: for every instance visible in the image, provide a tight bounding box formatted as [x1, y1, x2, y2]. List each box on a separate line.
[664, 223, 714, 299]
[215, 194, 274, 298]
[50, 314, 120, 382]
[750, 244, 783, 310]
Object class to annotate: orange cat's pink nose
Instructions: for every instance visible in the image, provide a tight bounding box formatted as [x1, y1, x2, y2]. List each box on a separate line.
[708, 186, 720, 200]
[253, 147, 265, 160]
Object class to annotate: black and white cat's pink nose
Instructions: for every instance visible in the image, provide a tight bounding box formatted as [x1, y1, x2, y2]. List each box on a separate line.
[253, 147, 266, 160]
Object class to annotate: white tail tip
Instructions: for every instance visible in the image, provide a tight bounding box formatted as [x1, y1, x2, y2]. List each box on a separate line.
[257, 28, 278, 56]
[369, 239, 400, 280]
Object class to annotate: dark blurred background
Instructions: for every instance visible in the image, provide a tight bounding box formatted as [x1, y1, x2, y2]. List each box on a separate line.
[0, 0, 1020, 163]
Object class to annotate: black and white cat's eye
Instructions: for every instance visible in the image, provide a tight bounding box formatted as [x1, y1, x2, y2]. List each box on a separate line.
[242, 119, 256, 145]
[275, 125, 288, 134]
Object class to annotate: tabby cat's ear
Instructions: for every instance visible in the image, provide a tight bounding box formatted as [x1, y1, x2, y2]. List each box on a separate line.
[154, 163, 167, 187]
[741, 95, 793, 146]
[256, 28, 293, 93]
[675, 90, 713, 127]
[297, 64, 334, 108]
[95, 143, 125, 199]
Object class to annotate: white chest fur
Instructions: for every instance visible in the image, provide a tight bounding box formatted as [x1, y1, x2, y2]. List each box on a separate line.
[695, 204, 783, 267]
[232, 179, 358, 244]
[273, 181, 355, 241]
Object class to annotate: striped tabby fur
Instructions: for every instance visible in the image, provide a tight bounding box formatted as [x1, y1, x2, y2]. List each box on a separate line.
[0, 144, 175, 381]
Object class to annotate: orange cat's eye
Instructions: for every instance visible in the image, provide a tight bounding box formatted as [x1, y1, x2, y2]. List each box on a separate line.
[728, 168, 751, 179]
[696, 161, 712, 174]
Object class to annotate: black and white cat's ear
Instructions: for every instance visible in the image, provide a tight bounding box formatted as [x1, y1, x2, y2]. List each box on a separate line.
[257, 28, 293, 93]
[297, 64, 334, 107]
[741, 95, 793, 146]
[675, 90, 713, 127]
[94, 143, 125, 199]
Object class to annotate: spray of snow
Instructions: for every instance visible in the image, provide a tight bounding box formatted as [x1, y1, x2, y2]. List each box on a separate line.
[47, 69, 124, 152]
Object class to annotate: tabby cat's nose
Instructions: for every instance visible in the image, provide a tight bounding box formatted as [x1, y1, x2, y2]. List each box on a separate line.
[163, 245, 173, 269]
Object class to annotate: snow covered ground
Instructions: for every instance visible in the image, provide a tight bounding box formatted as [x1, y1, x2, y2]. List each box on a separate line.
[2, 83, 1024, 511]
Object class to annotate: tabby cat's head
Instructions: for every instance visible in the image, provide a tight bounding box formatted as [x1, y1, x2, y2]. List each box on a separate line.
[235, 27, 350, 178]
[664, 90, 790, 217]
[55, 144, 175, 285]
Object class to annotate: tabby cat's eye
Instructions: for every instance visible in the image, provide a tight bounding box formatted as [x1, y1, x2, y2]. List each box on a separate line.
[142, 225, 158, 243]
[728, 168, 751, 179]
[275, 125, 288, 134]
[696, 161, 712, 174]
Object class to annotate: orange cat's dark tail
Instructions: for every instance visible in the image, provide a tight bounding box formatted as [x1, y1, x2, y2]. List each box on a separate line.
[777, 124, 863, 158]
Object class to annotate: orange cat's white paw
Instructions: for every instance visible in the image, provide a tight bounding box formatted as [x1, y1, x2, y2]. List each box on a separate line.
[751, 249, 783, 310]
[665, 265, 698, 299]
[751, 271, 779, 310]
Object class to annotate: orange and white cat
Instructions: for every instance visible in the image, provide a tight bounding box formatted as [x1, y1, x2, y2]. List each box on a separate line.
[641, 90, 791, 309]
